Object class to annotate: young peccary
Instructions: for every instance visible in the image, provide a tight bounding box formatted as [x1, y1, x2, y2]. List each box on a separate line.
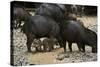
[42, 38, 58, 52]
[32, 39, 42, 51]
[60, 20, 97, 53]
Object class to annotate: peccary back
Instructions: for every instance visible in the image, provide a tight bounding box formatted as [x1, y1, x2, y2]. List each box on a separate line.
[35, 3, 66, 23]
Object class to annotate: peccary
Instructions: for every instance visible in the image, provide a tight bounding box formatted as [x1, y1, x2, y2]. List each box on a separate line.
[42, 38, 54, 52]
[35, 3, 66, 23]
[21, 15, 60, 52]
[13, 7, 31, 28]
[32, 39, 42, 51]
[60, 20, 97, 53]
[41, 38, 59, 52]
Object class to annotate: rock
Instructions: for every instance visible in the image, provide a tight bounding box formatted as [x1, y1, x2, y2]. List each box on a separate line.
[64, 55, 70, 58]
[56, 54, 65, 61]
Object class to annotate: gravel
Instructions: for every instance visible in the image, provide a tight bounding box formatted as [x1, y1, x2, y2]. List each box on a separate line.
[56, 52, 97, 63]
[12, 28, 29, 66]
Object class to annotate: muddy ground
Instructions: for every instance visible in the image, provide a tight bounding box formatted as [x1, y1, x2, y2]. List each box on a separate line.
[12, 16, 97, 66]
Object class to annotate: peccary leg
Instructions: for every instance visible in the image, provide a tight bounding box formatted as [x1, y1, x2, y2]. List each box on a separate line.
[35, 45, 41, 52]
[82, 44, 85, 52]
[39, 39, 42, 51]
[59, 40, 63, 48]
[43, 44, 46, 52]
[35, 47, 39, 51]
[49, 44, 53, 51]
[48, 38, 54, 52]
[26, 39, 32, 52]
[68, 42, 72, 52]
[36, 39, 42, 52]
[57, 37, 63, 48]
[77, 42, 85, 52]
[77, 43, 82, 51]
[50, 41, 55, 51]
[62, 40, 66, 52]
[51, 40, 54, 50]
[26, 33, 34, 52]
[43, 43, 48, 52]
[49, 45, 52, 52]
